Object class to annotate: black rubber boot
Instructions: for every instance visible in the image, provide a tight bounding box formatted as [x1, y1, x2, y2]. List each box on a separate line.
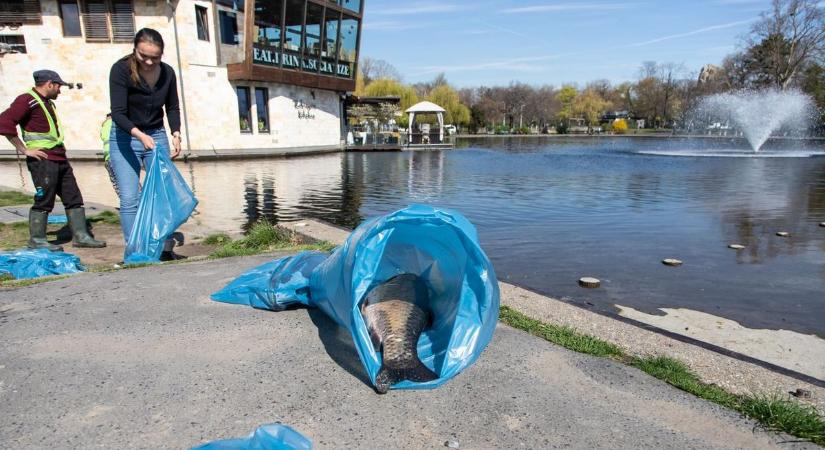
[66, 207, 106, 248]
[27, 209, 63, 252]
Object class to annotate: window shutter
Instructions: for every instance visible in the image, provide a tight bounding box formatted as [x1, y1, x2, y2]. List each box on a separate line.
[0, 0, 43, 26]
[109, 0, 134, 42]
[82, 0, 110, 42]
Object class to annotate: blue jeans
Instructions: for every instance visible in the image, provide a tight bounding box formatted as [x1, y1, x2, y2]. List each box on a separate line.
[108, 125, 169, 242]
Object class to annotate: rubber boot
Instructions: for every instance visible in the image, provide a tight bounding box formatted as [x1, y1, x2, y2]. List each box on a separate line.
[27, 209, 63, 252]
[66, 207, 106, 248]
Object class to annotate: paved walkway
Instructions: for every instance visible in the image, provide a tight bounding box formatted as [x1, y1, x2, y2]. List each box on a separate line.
[0, 254, 816, 449]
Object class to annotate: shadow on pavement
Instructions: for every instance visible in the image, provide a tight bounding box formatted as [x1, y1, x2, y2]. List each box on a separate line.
[307, 308, 372, 388]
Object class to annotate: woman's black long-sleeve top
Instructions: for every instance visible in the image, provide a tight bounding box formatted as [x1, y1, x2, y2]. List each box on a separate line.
[109, 56, 181, 134]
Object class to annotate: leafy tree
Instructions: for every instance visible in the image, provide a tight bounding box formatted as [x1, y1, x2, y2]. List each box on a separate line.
[555, 85, 578, 122]
[572, 89, 611, 127]
[745, 0, 825, 90]
[428, 84, 471, 126]
[363, 78, 419, 126]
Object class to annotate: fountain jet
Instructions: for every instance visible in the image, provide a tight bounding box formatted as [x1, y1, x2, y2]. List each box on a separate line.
[691, 89, 816, 152]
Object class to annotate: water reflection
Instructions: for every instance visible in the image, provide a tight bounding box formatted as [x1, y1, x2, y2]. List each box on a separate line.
[2, 137, 824, 336]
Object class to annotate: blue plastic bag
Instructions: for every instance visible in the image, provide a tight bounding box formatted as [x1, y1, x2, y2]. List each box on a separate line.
[0, 248, 84, 280]
[212, 205, 500, 391]
[124, 146, 197, 264]
[47, 214, 67, 224]
[190, 424, 312, 450]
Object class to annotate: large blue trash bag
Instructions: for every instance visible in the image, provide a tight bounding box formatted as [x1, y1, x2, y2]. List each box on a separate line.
[190, 424, 312, 450]
[212, 204, 500, 391]
[0, 248, 84, 280]
[124, 145, 198, 264]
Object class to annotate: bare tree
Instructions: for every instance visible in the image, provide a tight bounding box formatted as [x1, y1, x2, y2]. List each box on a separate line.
[359, 57, 402, 84]
[746, 0, 825, 89]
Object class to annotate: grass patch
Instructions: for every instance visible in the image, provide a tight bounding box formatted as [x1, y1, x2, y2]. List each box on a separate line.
[501, 306, 825, 446]
[208, 222, 334, 258]
[631, 356, 739, 409]
[0, 274, 70, 289]
[203, 233, 231, 245]
[0, 190, 31, 207]
[88, 210, 120, 225]
[499, 306, 624, 358]
[0, 221, 30, 250]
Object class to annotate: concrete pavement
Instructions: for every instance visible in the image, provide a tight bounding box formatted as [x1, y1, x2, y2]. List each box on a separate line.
[0, 254, 815, 449]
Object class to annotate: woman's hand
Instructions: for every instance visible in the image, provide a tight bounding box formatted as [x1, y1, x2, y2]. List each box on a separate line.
[170, 133, 182, 159]
[24, 148, 49, 160]
[137, 132, 156, 150]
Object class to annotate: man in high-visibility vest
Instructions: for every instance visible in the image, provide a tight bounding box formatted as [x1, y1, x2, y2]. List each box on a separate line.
[0, 69, 105, 250]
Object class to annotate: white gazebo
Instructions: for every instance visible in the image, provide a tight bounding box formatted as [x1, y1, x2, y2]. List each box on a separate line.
[405, 101, 447, 144]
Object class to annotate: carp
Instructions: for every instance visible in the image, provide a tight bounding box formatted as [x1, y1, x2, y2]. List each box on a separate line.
[361, 273, 439, 394]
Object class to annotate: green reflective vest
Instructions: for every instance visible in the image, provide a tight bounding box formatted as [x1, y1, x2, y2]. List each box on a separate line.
[21, 88, 64, 150]
[100, 117, 112, 161]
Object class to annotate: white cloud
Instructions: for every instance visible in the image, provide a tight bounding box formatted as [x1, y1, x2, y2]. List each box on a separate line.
[503, 2, 638, 13]
[373, 2, 463, 16]
[626, 18, 756, 47]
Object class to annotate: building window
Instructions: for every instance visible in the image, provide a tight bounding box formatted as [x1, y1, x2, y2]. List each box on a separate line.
[283, 0, 303, 67]
[59, 0, 82, 36]
[339, 0, 360, 14]
[195, 5, 209, 41]
[0, 35, 27, 54]
[79, 0, 134, 43]
[0, 0, 43, 26]
[338, 14, 358, 78]
[255, 88, 269, 133]
[321, 8, 339, 75]
[303, 2, 322, 70]
[237, 86, 252, 133]
[219, 10, 238, 44]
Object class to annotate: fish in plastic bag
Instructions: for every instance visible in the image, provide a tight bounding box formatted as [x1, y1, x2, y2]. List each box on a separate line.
[212, 204, 500, 392]
[124, 146, 197, 264]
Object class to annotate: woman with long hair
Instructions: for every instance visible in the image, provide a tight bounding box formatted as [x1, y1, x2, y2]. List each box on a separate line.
[108, 27, 183, 260]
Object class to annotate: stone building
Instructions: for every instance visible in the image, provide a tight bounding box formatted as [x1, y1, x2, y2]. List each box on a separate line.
[0, 0, 363, 157]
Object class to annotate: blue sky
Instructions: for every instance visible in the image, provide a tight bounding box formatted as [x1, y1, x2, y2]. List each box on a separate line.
[360, 0, 772, 87]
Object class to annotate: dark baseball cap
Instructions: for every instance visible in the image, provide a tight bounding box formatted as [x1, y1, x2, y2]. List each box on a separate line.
[33, 69, 70, 86]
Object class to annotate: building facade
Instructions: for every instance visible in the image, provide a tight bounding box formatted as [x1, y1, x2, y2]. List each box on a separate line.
[0, 0, 362, 157]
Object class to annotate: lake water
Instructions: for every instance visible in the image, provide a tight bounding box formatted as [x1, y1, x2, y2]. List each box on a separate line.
[3, 136, 824, 338]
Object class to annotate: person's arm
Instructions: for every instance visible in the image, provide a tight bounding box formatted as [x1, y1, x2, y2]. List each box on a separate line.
[164, 66, 182, 158]
[109, 60, 155, 150]
[0, 95, 48, 160]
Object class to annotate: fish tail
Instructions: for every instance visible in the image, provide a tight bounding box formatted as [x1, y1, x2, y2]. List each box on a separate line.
[373, 363, 439, 394]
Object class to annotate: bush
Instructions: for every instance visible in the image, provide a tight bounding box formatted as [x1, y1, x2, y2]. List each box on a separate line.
[494, 125, 510, 134]
[515, 126, 531, 135]
[613, 118, 628, 134]
[555, 122, 569, 134]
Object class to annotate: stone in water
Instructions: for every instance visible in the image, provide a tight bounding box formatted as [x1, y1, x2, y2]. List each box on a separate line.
[662, 258, 683, 266]
[776, 231, 790, 237]
[578, 277, 601, 288]
[819, 222, 825, 228]
[728, 244, 745, 250]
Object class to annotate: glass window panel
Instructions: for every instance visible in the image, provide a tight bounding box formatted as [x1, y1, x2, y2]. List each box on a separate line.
[254, 0, 282, 49]
[339, 0, 360, 14]
[337, 14, 358, 78]
[301, 2, 322, 72]
[59, 0, 81, 37]
[219, 10, 239, 44]
[196, 5, 209, 41]
[0, 35, 27, 53]
[237, 86, 252, 132]
[282, 0, 303, 69]
[255, 88, 270, 133]
[321, 7, 338, 75]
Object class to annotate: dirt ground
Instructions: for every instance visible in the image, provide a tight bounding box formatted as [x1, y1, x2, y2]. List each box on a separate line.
[44, 222, 222, 266]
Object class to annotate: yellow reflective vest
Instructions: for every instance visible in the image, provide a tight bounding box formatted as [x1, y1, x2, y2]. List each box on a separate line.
[21, 88, 64, 150]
